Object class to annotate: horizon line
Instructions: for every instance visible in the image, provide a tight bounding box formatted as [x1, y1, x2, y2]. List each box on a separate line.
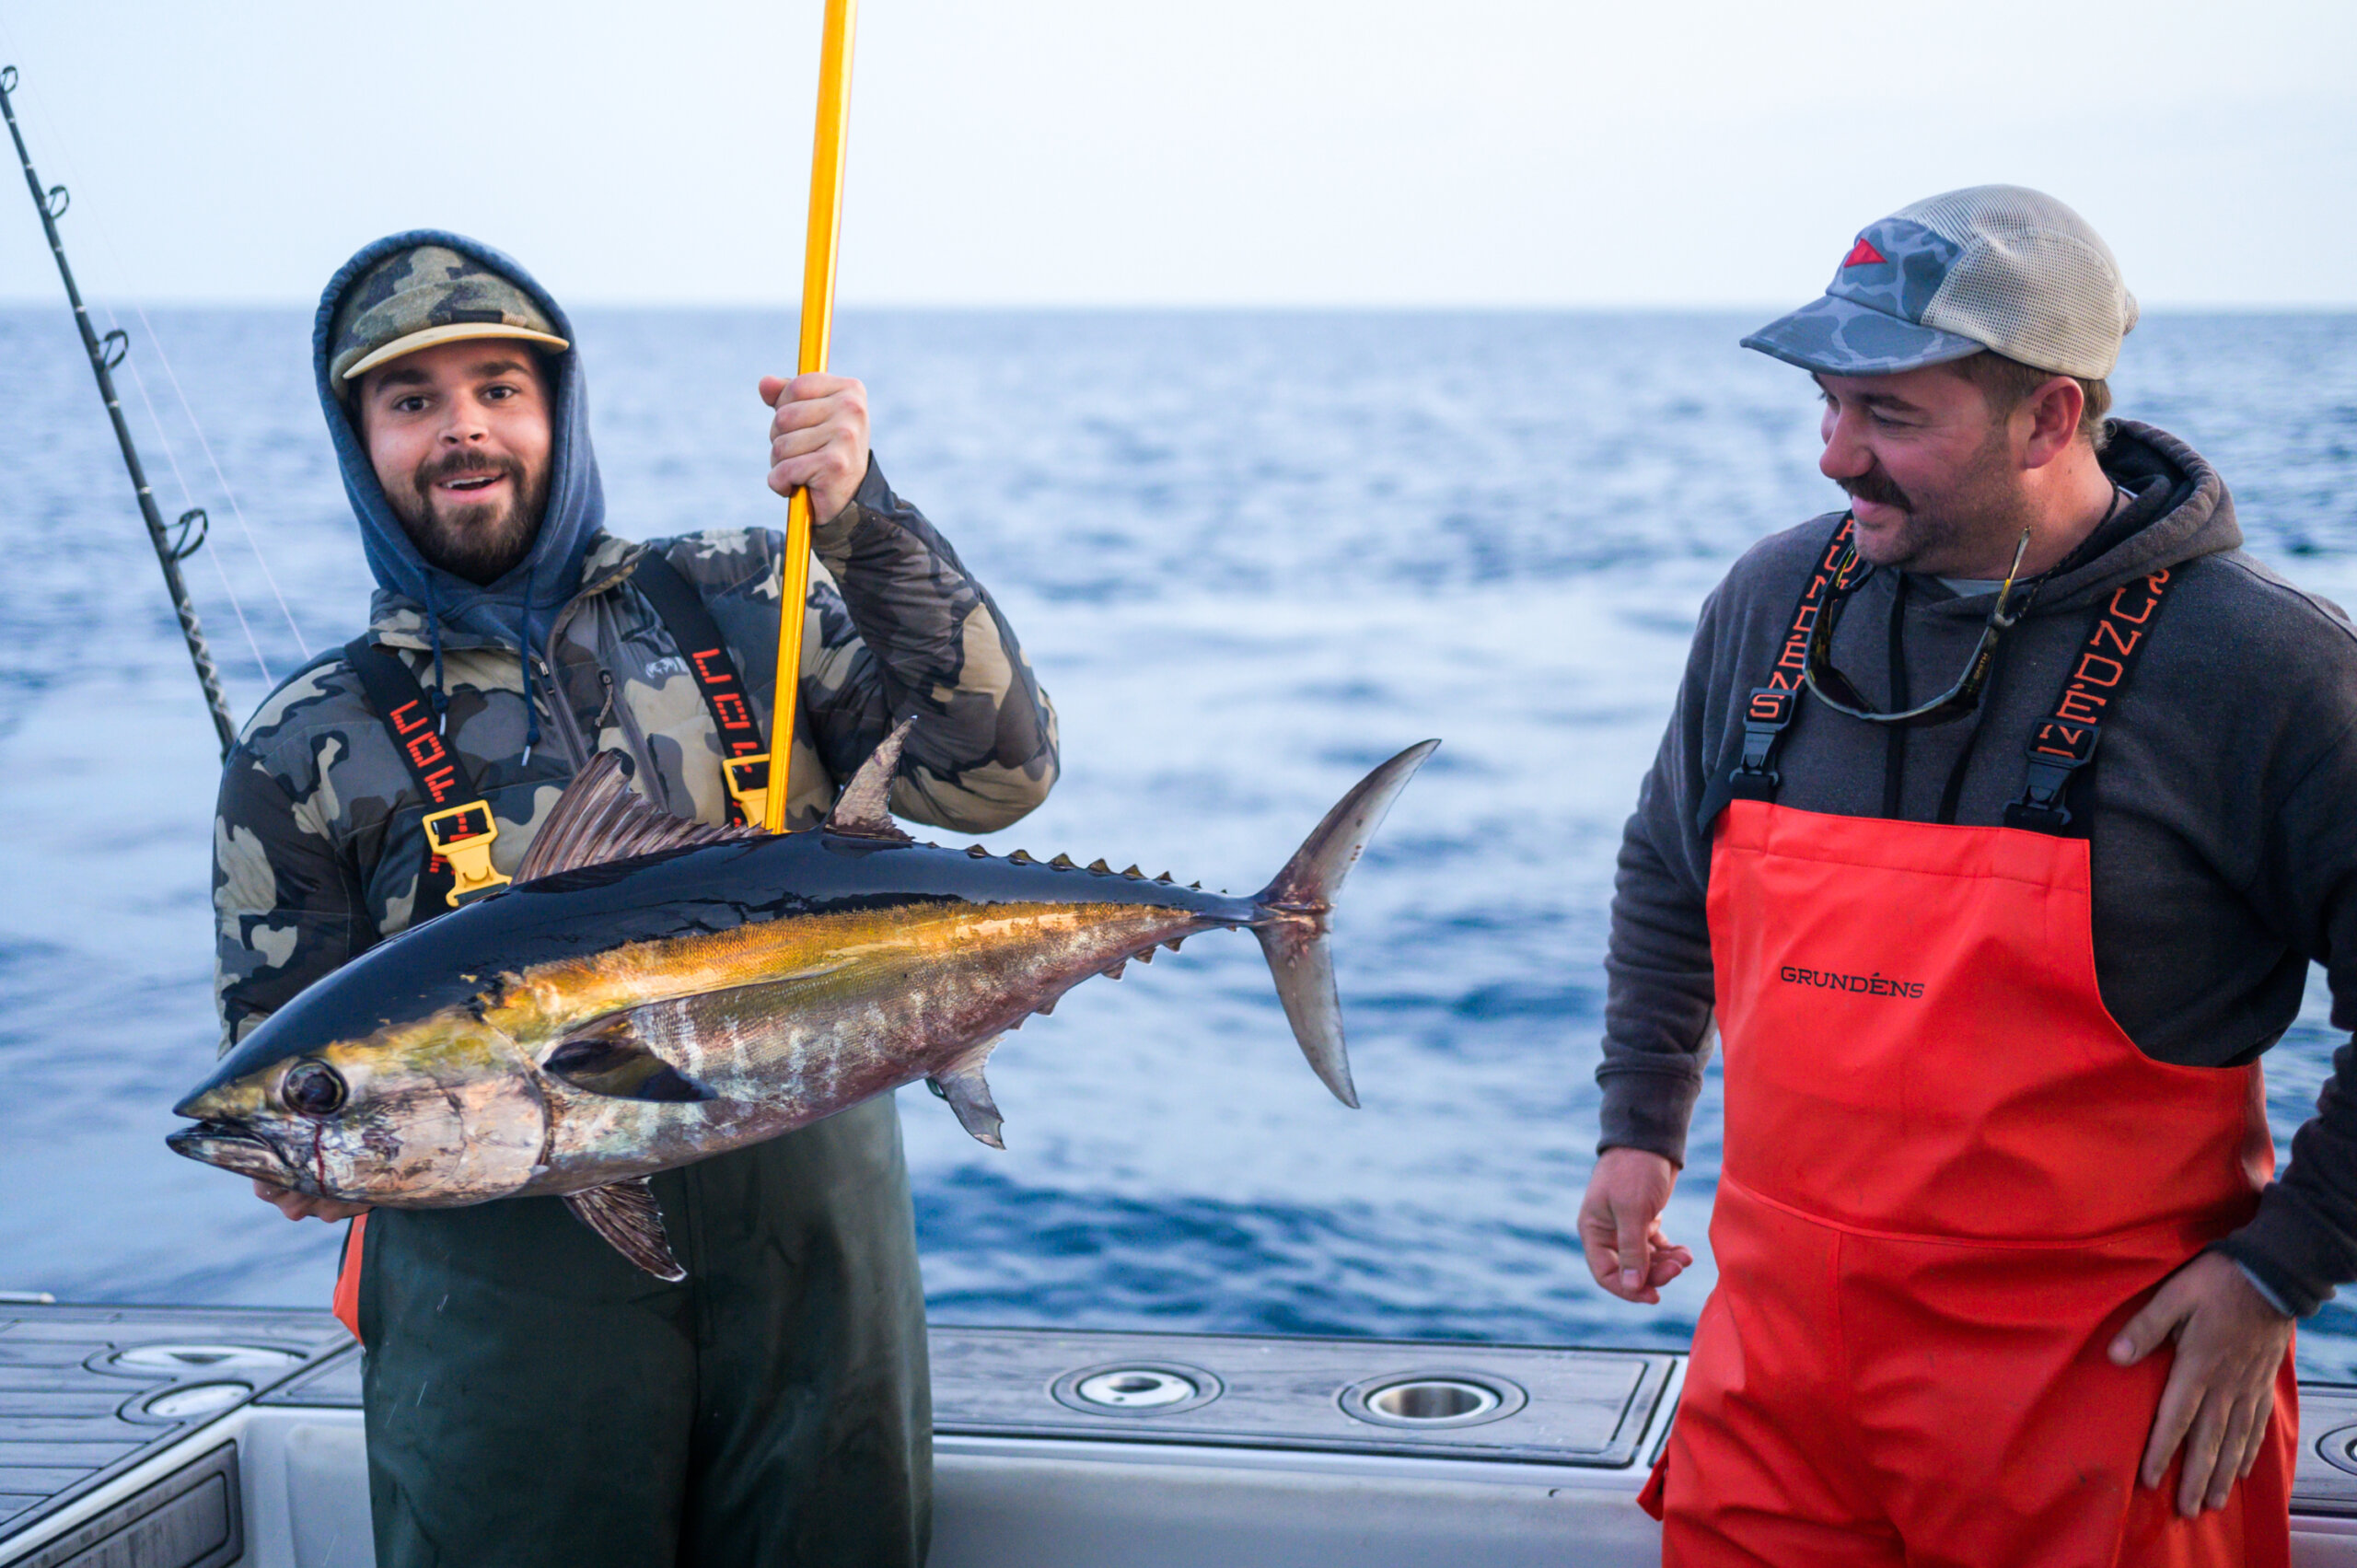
[3, 296, 2353, 315]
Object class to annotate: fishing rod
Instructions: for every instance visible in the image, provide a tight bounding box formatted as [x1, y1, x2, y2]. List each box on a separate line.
[1, 64, 238, 757]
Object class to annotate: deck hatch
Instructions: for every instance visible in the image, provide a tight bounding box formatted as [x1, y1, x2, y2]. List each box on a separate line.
[0, 1307, 346, 1547]
[933, 1327, 1675, 1467]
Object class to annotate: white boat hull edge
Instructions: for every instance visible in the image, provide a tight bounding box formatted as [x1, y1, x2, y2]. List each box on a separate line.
[5, 1303, 2356, 1567]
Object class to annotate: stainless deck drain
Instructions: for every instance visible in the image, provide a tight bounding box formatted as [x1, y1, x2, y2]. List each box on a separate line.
[1078, 1370, 1194, 1408]
[106, 1343, 307, 1376]
[1339, 1371, 1527, 1430]
[134, 1382, 253, 1420]
[1051, 1361, 1223, 1416]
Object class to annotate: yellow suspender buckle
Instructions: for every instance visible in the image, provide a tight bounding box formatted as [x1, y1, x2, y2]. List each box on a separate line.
[422, 799, 511, 907]
[724, 753, 771, 828]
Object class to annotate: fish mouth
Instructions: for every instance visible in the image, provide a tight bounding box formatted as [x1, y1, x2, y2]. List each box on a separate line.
[166, 1119, 295, 1180]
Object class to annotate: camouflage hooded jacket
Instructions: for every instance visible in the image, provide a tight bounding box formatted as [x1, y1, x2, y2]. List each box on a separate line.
[214, 231, 1057, 1051]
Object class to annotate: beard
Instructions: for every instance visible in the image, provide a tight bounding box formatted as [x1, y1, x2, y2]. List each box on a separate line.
[1839, 424, 2033, 576]
[387, 449, 550, 585]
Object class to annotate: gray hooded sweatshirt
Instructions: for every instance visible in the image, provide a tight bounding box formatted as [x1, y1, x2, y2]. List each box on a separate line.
[1599, 420, 2357, 1317]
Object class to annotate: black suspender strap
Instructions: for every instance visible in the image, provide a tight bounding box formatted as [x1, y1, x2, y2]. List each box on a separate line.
[343, 637, 512, 912]
[2003, 565, 2175, 834]
[628, 552, 772, 827]
[1728, 517, 1866, 801]
[341, 554, 773, 918]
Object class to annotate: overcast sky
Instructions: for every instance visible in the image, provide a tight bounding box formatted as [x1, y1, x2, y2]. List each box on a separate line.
[0, 1, 2350, 308]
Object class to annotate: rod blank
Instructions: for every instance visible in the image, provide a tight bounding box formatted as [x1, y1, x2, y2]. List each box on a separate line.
[1, 66, 238, 757]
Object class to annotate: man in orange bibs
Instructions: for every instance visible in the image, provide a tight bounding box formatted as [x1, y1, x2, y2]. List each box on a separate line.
[1581, 186, 2357, 1565]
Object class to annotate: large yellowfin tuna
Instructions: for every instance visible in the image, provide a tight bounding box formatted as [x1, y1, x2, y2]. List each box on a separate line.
[168, 725, 1436, 1278]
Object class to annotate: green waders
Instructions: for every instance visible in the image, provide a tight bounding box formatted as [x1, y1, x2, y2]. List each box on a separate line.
[356, 1098, 930, 1568]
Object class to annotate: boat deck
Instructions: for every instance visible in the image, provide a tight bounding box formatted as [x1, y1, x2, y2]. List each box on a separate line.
[4, 1300, 2354, 1565]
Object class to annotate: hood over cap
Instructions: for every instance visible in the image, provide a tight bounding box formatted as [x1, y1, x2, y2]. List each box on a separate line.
[313, 230, 605, 664]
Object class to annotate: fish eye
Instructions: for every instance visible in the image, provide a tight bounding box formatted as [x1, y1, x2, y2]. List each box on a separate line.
[283, 1060, 347, 1118]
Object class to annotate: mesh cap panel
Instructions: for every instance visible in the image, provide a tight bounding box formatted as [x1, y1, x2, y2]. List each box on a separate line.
[1900, 185, 2136, 378]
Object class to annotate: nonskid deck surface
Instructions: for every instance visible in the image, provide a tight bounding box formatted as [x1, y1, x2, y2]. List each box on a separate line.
[3, 1301, 2355, 1566]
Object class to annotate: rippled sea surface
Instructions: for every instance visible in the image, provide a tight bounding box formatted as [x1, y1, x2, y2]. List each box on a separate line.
[5, 307, 2355, 1373]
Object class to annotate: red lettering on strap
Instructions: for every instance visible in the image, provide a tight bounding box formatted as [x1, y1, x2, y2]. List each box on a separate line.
[2092, 620, 2142, 658]
[2057, 690, 2108, 726]
[2073, 653, 2125, 689]
[2024, 558, 2172, 776]
[2031, 721, 2091, 760]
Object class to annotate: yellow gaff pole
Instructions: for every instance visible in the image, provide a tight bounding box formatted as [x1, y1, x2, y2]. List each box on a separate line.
[764, 0, 860, 832]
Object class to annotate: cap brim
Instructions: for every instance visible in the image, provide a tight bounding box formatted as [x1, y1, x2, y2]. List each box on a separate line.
[342, 322, 571, 382]
[1740, 295, 1987, 377]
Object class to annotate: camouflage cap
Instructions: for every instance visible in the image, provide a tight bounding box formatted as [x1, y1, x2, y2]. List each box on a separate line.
[327, 243, 569, 393]
[1743, 185, 2138, 380]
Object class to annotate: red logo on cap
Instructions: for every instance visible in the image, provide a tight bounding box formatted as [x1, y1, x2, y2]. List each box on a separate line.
[1842, 238, 1888, 267]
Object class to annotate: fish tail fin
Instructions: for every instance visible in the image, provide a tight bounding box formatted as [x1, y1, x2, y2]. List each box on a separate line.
[1251, 740, 1440, 1109]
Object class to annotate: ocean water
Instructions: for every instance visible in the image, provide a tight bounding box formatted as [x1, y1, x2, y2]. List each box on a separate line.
[5, 306, 2356, 1375]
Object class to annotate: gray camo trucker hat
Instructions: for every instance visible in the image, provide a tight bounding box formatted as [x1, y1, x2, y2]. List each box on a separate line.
[328, 243, 569, 393]
[1742, 185, 2138, 379]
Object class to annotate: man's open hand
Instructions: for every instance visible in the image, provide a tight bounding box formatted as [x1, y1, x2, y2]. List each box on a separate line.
[2108, 1250, 2293, 1518]
[250, 1176, 370, 1224]
[760, 372, 870, 527]
[1578, 1147, 1693, 1305]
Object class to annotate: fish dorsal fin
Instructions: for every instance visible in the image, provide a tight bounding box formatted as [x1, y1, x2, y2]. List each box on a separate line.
[563, 1178, 686, 1281]
[517, 752, 767, 883]
[822, 716, 916, 842]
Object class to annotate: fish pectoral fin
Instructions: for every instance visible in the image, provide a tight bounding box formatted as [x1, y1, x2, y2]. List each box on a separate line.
[543, 1016, 714, 1102]
[929, 1045, 1006, 1150]
[564, 1179, 687, 1282]
[517, 751, 769, 883]
[821, 716, 916, 842]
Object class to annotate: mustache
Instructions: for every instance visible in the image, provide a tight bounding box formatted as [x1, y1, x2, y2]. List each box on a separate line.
[1840, 465, 1911, 512]
[417, 450, 526, 493]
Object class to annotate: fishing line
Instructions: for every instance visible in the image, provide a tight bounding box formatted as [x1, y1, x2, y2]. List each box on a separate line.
[107, 320, 274, 682]
[22, 140, 274, 683]
[123, 302, 310, 660]
[0, 40, 306, 681]
[42, 99, 305, 668]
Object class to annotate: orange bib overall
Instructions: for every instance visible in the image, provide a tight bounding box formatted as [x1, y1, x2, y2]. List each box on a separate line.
[1641, 527, 2296, 1566]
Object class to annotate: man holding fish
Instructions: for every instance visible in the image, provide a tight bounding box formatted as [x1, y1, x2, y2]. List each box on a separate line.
[205, 233, 1062, 1567]
[1583, 186, 2357, 1565]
